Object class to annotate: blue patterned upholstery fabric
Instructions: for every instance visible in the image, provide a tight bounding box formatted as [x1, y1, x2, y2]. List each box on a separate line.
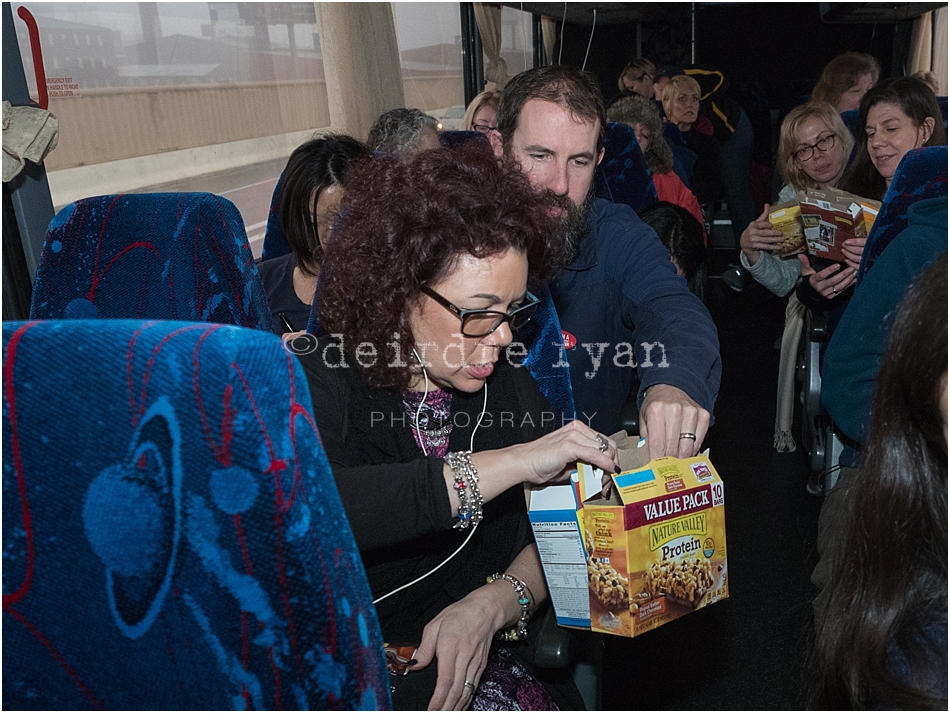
[2, 319, 391, 710]
[521, 285, 576, 421]
[858, 146, 948, 283]
[595, 122, 658, 214]
[262, 175, 291, 262]
[30, 193, 273, 333]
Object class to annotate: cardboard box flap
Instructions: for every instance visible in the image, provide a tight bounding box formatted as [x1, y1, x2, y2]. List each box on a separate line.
[577, 430, 651, 503]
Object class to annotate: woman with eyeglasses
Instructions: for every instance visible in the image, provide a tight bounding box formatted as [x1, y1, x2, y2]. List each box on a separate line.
[739, 102, 855, 299]
[460, 89, 501, 134]
[295, 143, 614, 711]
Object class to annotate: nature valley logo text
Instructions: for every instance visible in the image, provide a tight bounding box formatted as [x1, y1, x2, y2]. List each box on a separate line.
[649, 512, 707, 551]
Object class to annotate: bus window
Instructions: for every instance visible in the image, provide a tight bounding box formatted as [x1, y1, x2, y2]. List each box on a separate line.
[393, 2, 464, 122]
[12, 2, 330, 257]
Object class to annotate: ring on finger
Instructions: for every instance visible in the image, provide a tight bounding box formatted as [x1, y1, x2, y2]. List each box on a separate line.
[832, 285, 837, 293]
[463, 680, 476, 692]
[595, 434, 608, 453]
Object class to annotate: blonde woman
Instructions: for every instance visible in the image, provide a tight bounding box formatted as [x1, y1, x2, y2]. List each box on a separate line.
[662, 74, 723, 209]
[461, 90, 501, 134]
[740, 102, 854, 297]
[616, 58, 657, 100]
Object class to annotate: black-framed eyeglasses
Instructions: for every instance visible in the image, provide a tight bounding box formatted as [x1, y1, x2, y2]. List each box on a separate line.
[472, 123, 497, 134]
[420, 285, 540, 337]
[793, 133, 836, 162]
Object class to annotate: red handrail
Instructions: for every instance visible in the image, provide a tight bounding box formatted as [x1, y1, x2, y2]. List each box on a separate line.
[16, 6, 48, 110]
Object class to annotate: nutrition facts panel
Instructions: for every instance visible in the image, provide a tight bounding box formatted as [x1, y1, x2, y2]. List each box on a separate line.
[532, 520, 590, 624]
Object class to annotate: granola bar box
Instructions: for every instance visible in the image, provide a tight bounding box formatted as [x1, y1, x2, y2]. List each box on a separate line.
[529, 433, 729, 637]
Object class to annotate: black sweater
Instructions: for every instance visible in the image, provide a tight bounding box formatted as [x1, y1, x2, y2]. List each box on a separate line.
[299, 344, 552, 644]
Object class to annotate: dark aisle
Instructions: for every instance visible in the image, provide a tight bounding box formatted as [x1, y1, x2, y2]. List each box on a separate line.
[601, 274, 824, 710]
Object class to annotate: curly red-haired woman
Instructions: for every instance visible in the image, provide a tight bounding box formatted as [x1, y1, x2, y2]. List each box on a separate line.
[294, 143, 616, 710]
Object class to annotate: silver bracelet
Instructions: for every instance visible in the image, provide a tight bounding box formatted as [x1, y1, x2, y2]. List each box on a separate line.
[445, 451, 483, 529]
[487, 572, 531, 642]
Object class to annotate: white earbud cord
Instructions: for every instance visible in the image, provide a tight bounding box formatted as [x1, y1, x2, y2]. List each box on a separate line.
[373, 353, 489, 605]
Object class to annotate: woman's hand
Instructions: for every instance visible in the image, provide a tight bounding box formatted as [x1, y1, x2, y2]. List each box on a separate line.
[798, 254, 856, 299]
[505, 420, 620, 487]
[840, 237, 867, 271]
[410, 585, 509, 711]
[740, 205, 783, 265]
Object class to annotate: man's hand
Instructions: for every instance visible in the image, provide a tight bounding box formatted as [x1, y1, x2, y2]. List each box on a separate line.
[639, 384, 710, 459]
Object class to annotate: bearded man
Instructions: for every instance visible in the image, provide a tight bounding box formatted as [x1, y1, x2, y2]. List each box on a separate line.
[489, 65, 721, 458]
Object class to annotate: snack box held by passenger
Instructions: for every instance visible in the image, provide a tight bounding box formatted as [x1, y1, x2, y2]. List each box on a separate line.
[799, 188, 881, 263]
[767, 198, 806, 258]
[528, 432, 728, 638]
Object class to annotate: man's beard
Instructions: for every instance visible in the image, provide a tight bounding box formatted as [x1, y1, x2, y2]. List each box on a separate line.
[554, 183, 595, 268]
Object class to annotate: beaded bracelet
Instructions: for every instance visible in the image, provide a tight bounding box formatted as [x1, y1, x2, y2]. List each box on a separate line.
[445, 451, 483, 529]
[487, 573, 532, 642]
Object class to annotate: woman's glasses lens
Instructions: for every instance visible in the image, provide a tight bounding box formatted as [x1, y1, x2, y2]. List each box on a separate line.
[794, 134, 836, 162]
[459, 299, 539, 337]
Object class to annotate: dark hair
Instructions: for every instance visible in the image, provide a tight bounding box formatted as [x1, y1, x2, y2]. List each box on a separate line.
[367, 108, 439, 156]
[811, 52, 881, 109]
[811, 254, 948, 710]
[840, 77, 947, 200]
[497, 65, 606, 152]
[319, 143, 563, 390]
[638, 202, 708, 301]
[279, 134, 369, 276]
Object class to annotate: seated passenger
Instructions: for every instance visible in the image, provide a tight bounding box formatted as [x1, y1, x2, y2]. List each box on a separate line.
[840, 76, 946, 203]
[662, 74, 723, 216]
[257, 134, 369, 334]
[739, 102, 854, 298]
[608, 95, 707, 242]
[610, 58, 657, 105]
[794, 78, 944, 313]
[811, 197, 947, 620]
[368, 107, 440, 158]
[491, 65, 721, 456]
[811, 255, 947, 710]
[640, 201, 708, 301]
[295, 144, 615, 711]
[461, 90, 501, 134]
[810, 52, 880, 113]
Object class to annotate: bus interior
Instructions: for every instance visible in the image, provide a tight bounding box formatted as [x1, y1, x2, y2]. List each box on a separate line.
[3, 2, 947, 710]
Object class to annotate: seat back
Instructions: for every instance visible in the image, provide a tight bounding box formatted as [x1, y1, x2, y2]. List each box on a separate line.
[30, 193, 273, 332]
[858, 146, 948, 283]
[521, 284, 576, 420]
[2, 319, 391, 710]
[596, 122, 658, 214]
[839, 109, 860, 165]
[262, 174, 291, 261]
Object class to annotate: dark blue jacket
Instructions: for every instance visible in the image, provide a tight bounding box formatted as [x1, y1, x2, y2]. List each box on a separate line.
[549, 198, 721, 434]
[822, 196, 948, 459]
